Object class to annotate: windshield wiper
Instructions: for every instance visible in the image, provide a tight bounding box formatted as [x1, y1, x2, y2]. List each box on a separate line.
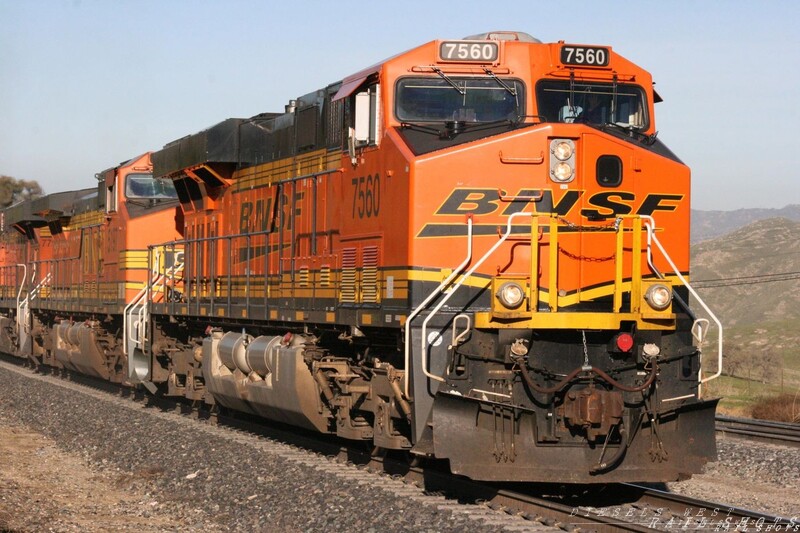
[483, 68, 516, 96]
[400, 122, 441, 136]
[402, 119, 516, 140]
[599, 122, 658, 145]
[431, 67, 465, 95]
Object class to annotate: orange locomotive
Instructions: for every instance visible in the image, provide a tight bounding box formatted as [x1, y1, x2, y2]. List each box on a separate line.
[0, 153, 182, 380]
[1, 31, 722, 483]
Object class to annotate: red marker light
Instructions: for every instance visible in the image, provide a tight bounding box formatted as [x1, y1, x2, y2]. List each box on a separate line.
[616, 333, 634, 352]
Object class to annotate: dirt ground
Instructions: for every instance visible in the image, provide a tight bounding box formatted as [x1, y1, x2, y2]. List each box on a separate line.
[0, 422, 183, 532]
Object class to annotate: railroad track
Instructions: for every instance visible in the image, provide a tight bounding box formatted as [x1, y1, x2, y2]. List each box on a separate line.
[387, 471, 799, 532]
[716, 414, 800, 447]
[2, 355, 797, 532]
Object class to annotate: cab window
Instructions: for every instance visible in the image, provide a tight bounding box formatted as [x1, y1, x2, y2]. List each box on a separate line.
[535, 80, 648, 129]
[396, 77, 524, 123]
[125, 174, 178, 200]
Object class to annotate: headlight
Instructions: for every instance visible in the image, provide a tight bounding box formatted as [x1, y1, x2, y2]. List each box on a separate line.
[551, 162, 574, 182]
[644, 284, 672, 311]
[549, 138, 576, 183]
[497, 282, 525, 309]
[552, 141, 573, 161]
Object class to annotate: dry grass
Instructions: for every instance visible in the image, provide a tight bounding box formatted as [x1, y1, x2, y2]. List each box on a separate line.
[750, 392, 800, 423]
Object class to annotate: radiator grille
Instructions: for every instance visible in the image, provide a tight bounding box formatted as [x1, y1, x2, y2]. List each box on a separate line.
[340, 248, 357, 303]
[361, 245, 380, 303]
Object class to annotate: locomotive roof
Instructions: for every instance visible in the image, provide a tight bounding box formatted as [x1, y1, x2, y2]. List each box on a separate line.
[1, 187, 97, 232]
[333, 31, 541, 101]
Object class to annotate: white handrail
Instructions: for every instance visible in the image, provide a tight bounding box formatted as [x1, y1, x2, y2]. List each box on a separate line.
[28, 272, 52, 301]
[123, 269, 164, 355]
[123, 283, 150, 355]
[15, 263, 27, 326]
[420, 212, 530, 386]
[151, 254, 185, 303]
[137, 304, 146, 345]
[17, 272, 52, 334]
[401, 213, 721, 399]
[403, 217, 473, 398]
[123, 253, 185, 355]
[642, 217, 723, 384]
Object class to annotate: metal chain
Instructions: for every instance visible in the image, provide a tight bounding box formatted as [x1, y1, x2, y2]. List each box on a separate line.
[559, 247, 615, 262]
[555, 216, 621, 262]
[556, 216, 619, 232]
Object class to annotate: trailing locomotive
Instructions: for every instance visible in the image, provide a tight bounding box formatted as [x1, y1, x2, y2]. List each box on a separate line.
[0, 31, 722, 483]
[0, 153, 182, 379]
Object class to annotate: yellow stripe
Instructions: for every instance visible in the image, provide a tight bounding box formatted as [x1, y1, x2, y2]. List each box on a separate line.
[119, 250, 150, 269]
[475, 311, 675, 331]
[232, 149, 341, 192]
[62, 210, 105, 230]
[186, 268, 679, 303]
[550, 274, 684, 307]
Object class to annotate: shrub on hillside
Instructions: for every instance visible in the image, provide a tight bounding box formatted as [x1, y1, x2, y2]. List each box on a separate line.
[750, 393, 800, 423]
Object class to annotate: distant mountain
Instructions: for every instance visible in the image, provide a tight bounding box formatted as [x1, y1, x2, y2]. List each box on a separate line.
[691, 217, 800, 327]
[691, 204, 800, 243]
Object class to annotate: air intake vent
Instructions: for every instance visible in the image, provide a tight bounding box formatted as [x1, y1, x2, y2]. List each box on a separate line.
[298, 266, 310, 288]
[340, 248, 357, 303]
[361, 245, 380, 303]
[320, 265, 331, 287]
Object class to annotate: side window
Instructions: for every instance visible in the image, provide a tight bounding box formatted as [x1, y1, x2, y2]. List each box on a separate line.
[125, 174, 179, 200]
[597, 155, 623, 187]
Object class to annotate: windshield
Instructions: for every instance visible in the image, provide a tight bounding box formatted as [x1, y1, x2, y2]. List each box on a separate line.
[125, 174, 179, 200]
[535, 80, 648, 129]
[396, 77, 524, 123]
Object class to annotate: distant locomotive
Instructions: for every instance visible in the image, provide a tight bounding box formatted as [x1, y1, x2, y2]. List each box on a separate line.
[0, 31, 722, 483]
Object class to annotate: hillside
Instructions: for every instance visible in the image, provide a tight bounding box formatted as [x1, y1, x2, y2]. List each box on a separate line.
[691, 204, 800, 243]
[691, 217, 800, 325]
[690, 217, 800, 416]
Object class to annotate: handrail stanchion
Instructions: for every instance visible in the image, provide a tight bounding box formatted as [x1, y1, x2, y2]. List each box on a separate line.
[419, 212, 529, 385]
[642, 216, 723, 387]
[403, 216, 473, 398]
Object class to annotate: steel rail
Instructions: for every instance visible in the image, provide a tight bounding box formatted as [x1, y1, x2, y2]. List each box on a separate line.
[622, 483, 798, 530]
[716, 414, 800, 448]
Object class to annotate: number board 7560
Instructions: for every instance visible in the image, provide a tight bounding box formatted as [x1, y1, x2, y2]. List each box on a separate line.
[438, 41, 499, 63]
[560, 45, 610, 67]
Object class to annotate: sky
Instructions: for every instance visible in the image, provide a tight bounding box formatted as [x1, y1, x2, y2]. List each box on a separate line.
[1, 0, 799, 211]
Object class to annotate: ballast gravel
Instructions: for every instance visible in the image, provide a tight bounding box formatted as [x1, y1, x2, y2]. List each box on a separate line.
[0, 363, 552, 532]
[3, 360, 798, 531]
[667, 438, 800, 518]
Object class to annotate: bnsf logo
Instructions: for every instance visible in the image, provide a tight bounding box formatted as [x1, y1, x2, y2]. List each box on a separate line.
[418, 189, 683, 237]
